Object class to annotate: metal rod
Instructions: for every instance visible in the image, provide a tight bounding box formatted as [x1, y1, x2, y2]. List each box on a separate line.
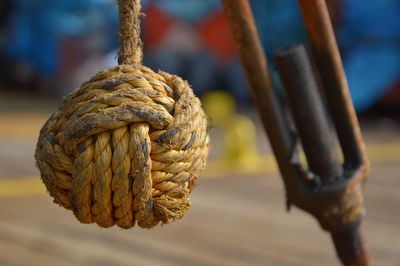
[297, 0, 369, 172]
[274, 44, 342, 182]
[221, 0, 300, 198]
[296, 1, 371, 265]
[331, 225, 371, 266]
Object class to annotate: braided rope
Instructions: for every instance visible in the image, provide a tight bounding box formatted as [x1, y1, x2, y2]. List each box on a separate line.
[35, 65, 210, 228]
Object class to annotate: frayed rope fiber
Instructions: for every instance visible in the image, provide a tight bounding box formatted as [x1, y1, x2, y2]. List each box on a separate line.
[34, 0, 210, 229]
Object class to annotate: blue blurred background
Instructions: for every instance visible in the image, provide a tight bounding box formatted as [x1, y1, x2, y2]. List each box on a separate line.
[1, 0, 400, 114]
[1, 2, 400, 265]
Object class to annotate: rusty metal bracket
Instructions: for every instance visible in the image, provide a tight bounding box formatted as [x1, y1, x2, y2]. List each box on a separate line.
[222, 0, 371, 265]
[274, 44, 370, 265]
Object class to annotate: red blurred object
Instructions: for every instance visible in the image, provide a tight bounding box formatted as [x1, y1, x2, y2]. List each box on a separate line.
[58, 37, 91, 79]
[142, 4, 175, 51]
[198, 10, 237, 63]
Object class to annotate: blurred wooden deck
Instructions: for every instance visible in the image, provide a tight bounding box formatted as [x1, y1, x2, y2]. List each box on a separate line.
[0, 108, 399, 265]
[0, 163, 399, 266]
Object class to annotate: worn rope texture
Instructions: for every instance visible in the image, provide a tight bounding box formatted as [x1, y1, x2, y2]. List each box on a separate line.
[35, 64, 210, 229]
[118, 0, 142, 65]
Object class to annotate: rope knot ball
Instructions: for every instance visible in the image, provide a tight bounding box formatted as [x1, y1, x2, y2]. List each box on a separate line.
[35, 64, 210, 228]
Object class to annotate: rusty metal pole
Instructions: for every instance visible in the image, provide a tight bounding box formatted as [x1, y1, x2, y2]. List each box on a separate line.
[274, 45, 343, 183]
[297, 1, 371, 265]
[274, 45, 370, 266]
[221, 0, 301, 200]
[297, 0, 369, 171]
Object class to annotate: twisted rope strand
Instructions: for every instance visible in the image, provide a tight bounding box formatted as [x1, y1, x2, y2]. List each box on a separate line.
[72, 137, 95, 223]
[118, 0, 142, 65]
[130, 123, 157, 228]
[112, 126, 135, 228]
[93, 131, 114, 227]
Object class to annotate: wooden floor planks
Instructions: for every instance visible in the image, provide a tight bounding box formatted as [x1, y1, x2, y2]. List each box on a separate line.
[0, 162, 399, 266]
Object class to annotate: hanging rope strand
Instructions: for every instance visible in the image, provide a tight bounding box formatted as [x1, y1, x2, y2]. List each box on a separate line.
[118, 0, 143, 65]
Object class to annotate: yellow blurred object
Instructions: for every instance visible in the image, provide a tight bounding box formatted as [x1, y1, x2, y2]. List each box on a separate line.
[203, 91, 235, 125]
[203, 91, 261, 171]
[222, 114, 260, 169]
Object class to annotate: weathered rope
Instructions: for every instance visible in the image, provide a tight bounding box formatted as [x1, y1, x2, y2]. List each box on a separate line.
[118, 0, 142, 65]
[35, 0, 209, 229]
